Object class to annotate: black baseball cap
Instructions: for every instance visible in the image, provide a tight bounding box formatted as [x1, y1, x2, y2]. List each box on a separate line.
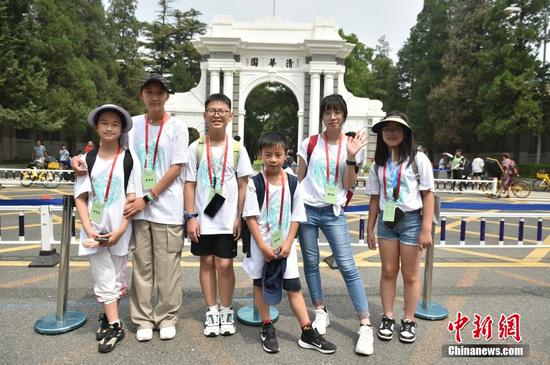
[262, 258, 287, 305]
[140, 73, 170, 92]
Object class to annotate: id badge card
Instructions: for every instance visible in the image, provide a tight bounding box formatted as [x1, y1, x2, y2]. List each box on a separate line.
[270, 229, 283, 249]
[90, 200, 105, 224]
[324, 184, 338, 204]
[383, 201, 396, 222]
[142, 169, 156, 190]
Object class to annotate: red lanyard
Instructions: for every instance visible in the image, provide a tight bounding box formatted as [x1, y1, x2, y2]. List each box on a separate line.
[206, 135, 228, 188]
[265, 171, 285, 232]
[383, 161, 403, 200]
[323, 132, 342, 184]
[91, 145, 122, 203]
[144, 113, 166, 169]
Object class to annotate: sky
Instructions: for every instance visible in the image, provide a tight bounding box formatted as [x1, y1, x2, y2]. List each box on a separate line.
[134, 0, 425, 60]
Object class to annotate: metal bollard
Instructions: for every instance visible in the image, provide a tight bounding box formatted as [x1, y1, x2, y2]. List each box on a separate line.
[18, 210, 24, 241]
[537, 218, 543, 245]
[415, 195, 448, 320]
[34, 195, 87, 334]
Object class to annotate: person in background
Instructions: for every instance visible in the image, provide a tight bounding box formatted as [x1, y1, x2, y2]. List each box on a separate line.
[59, 144, 71, 169]
[84, 141, 95, 154]
[471, 156, 484, 188]
[32, 139, 48, 165]
[450, 149, 465, 191]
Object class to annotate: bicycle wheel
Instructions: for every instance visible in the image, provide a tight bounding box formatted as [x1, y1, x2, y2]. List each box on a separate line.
[20, 172, 32, 187]
[510, 180, 531, 198]
[43, 172, 61, 188]
[532, 179, 548, 192]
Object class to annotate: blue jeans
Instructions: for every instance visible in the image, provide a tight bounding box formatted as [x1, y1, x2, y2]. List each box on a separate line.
[298, 205, 370, 319]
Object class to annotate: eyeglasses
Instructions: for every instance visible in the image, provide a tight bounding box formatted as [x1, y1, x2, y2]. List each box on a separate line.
[381, 127, 403, 134]
[205, 109, 230, 116]
[323, 110, 343, 118]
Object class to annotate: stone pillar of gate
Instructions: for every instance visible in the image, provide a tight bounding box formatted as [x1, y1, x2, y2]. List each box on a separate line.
[323, 73, 334, 98]
[210, 70, 220, 94]
[223, 70, 234, 135]
[308, 72, 321, 136]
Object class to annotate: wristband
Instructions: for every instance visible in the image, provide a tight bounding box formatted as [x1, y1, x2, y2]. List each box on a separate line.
[143, 193, 154, 205]
[346, 159, 357, 166]
[150, 190, 158, 199]
[184, 211, 199, 221]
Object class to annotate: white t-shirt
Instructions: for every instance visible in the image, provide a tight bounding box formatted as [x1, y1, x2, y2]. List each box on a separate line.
[242, 175, 307, 280]
[129, 114, 189, 225]
[185, 136, 254, 234]
[365, 152, 435, 212]
[74, 149, 136, 256]
[471, 157, 484, 174]
[297, 135, 357, 216]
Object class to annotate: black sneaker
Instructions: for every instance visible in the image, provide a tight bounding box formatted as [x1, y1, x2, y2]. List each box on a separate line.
[98, 322, 125, 353]
[298, 326, 336, 354]
[399, 319, 417, 343]
[260, 322, 279, 354]
[377, 315, 395, 340]
[96, 313, 109, 341]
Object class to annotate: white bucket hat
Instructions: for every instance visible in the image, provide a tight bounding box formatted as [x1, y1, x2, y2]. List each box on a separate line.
[87, 104, 133, 133]
[372, 114, 412, 134]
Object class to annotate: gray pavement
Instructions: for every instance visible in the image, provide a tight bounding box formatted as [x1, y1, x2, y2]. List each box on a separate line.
[0, 185, 549, 364]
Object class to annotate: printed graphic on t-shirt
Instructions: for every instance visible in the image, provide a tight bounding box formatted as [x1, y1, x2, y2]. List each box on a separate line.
[197, 155, 224, 190]
[135, 139, 164, 171]
[261, 190, 291, 233]
[310, 158, 338, 188]
[91, 175, 122, 208]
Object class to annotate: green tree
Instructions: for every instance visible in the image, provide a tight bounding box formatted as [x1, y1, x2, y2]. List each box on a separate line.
[106, 0, 144, 115]
[142, 2, 206, 91]
[244, 84, 298, 159]
[428, 0, 491, 151]
[476, 0, 548, 157]
[371, 36, 405, 112]
[338, 29, 375, 98]
[0, 0, 49, 161]
[397, 0, 453, 147]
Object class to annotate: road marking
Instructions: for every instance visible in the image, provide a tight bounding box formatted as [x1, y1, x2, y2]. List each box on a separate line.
[493, 269, 550, 288]
[521, 247, 550, 262]
[0, 244, 40, 253]
[439, 247, 520, 262]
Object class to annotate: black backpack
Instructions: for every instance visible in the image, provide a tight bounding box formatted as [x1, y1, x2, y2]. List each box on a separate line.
[85, 149, 133, 193]
[241, 173, 298, 257]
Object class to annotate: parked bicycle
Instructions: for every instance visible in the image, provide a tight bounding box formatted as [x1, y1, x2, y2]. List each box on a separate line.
[20, 158, 61, 188]
[533, 169, 550, 192]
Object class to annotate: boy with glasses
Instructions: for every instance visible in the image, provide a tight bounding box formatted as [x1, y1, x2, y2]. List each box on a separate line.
[185, 93, 254, 337]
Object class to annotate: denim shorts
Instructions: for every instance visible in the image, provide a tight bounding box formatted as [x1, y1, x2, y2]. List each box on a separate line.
[377, 209, 422, 245]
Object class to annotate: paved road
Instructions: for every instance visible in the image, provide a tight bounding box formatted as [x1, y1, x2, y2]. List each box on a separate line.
[0, 185, 549, 364]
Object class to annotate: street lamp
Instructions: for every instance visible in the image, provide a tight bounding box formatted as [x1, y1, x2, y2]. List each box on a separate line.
[504, 5, 548, 164]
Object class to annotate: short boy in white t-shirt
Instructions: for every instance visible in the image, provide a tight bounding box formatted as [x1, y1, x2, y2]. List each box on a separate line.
[75, 104, 135, 353]
[243, 131, 336, 355]
[184, 93, 254, 337]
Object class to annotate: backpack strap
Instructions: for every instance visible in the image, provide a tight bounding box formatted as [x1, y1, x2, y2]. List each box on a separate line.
[85, 149, 98, 181]
[196, 135, 241, 171]
[196, 135, 206, 171]
[86, 148, 133, 193]
[288, 173, 298, 211]
[306, 134, 319, 165]
[123, 149, 133, 192]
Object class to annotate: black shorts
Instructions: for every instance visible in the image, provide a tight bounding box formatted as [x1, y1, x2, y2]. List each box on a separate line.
[191, 234, 237, 258]
[253, 277, 302, 292]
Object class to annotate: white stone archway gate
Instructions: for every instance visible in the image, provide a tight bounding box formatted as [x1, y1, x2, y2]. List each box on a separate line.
[165, 16, 385, 156]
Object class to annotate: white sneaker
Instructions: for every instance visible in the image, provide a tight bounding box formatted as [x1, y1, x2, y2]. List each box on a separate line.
[312, 307, 330, 335]
[355, 325, 374, 355]
[204, 307, 220, 337]
[219, 307, 236, 336]
[136, 328, 153, 342]
[159, 326, 176, 340]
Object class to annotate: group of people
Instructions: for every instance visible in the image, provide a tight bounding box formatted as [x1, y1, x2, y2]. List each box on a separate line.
[438, 149, 519, 195]
[30, 139, 94, 170]
[72, 73, 435, 356]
